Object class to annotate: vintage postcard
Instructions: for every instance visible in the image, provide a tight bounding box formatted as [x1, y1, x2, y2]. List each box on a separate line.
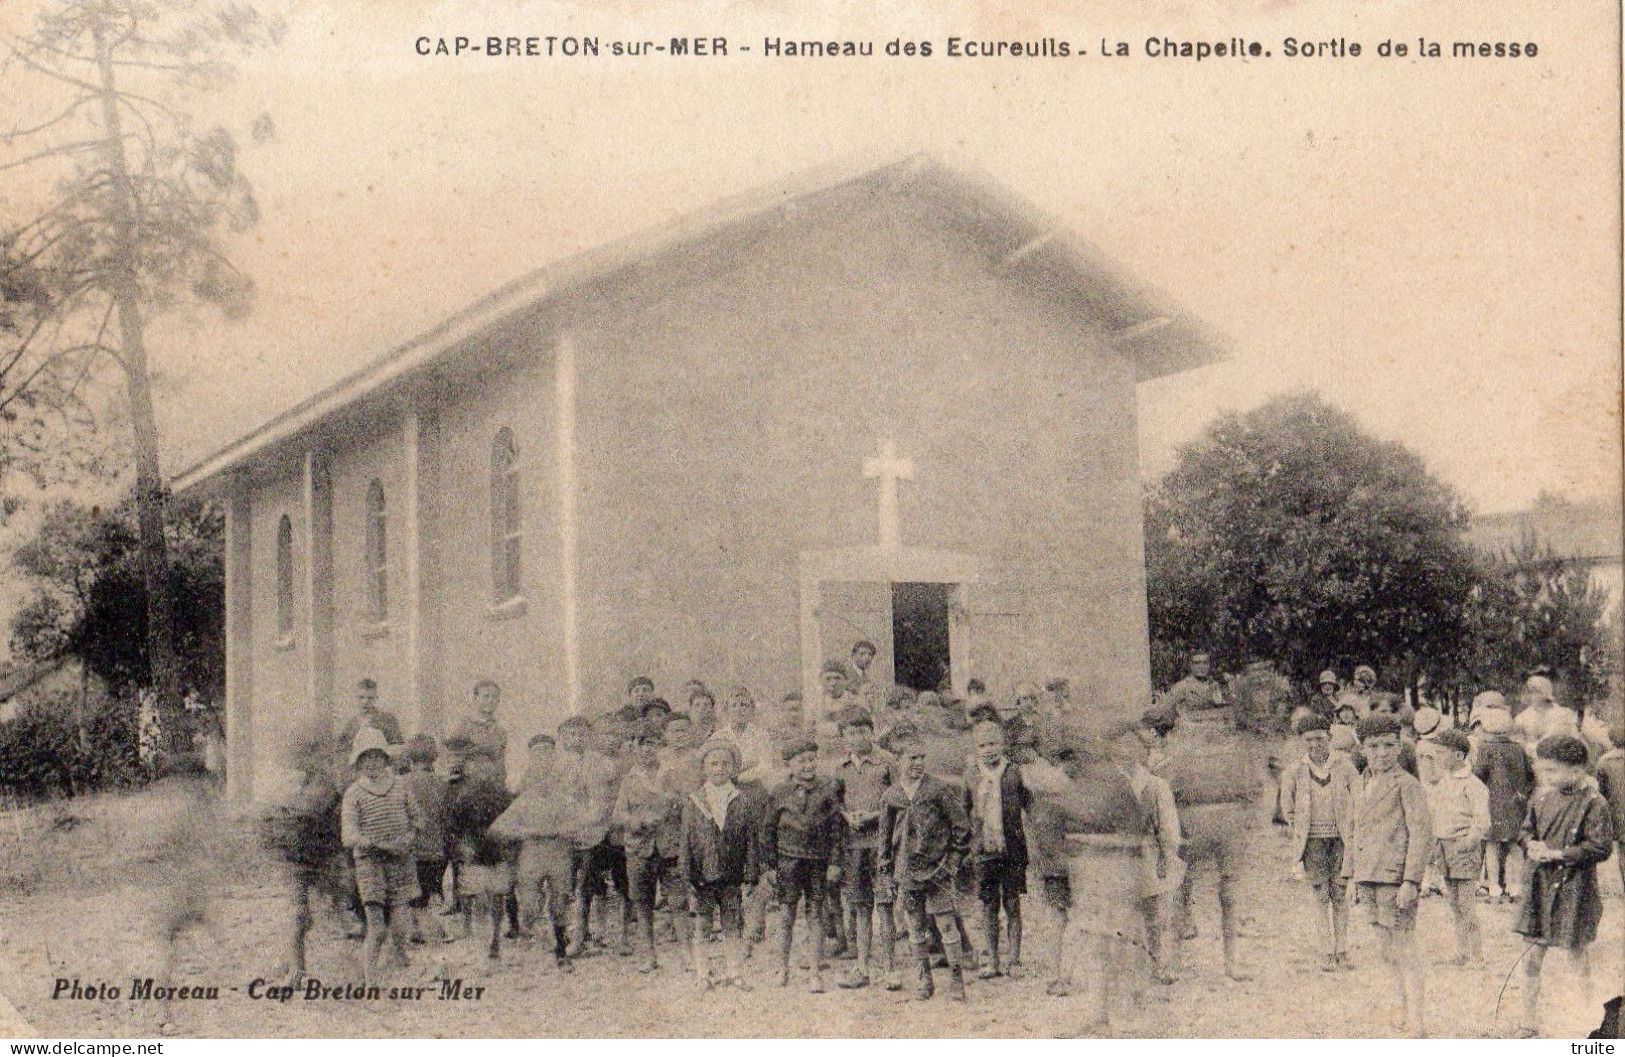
[0, 0, 1620, 1042]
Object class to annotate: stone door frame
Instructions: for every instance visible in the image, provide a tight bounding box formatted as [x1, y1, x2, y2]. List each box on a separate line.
[798, 544, 982, 703]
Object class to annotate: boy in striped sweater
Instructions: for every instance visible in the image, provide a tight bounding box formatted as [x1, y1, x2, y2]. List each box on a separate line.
[341, 729, 422, 986]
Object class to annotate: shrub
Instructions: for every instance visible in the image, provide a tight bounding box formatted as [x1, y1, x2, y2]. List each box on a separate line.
[0, 689, 147, 800]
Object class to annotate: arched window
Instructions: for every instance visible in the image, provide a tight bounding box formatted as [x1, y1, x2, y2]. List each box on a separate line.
[275, 514, 295, 637]
[364, 479, 387, 622]
[491, 428, 522, 601]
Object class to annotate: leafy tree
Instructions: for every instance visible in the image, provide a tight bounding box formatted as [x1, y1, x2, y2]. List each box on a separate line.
[0, 243, 120, 514]
[10, 494, 224, 704]
[1, 0, 280, 749]
[1145, 391, 1478, 691]
[1454, 532, 1617, 715]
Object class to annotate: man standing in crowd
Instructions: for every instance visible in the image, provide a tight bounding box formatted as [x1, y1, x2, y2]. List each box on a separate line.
[1165, 652, 1226, 716]
[337, 677, 403, 761]
[1512, 674, 1579, 747]
[447, 679, 510, 788]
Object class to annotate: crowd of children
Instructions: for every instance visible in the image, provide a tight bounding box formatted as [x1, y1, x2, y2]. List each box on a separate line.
[1277, 674, 1622, 1037]
[256, 652, 1621, 1038]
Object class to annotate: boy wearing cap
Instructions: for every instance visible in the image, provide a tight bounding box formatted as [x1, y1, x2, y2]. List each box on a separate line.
[614, 720, 686, 973]
[966, 719, 1031, 979]
[402, 734, 449, 943]
[814, 660, 860, 750]
[679, 741, 758, 990]
[558, 715, 625, 956]
[1426, 728, 1489, 965]
[1514, 734, 1616, 1037]
[658, 711, 704, 796]
[878, 735, 973, 1002]
[490, 734, 583, 972]
[1344, 714, 1433, 1037]
[341, 730, 421, 986]
[833, 711, 896, 990]
[1104, 717, 1184, 1001]
[760, 738, 843, 991]
[1470, 693, 1532, 902]
[1279, 712, 1357, 971]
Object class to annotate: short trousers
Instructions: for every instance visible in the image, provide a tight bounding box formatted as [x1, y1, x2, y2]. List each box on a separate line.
[1437, 838, 1485, 881]
[1040, 874, 1071, 913]
[410, 858, 447, 907]
[842, 845, 877, 904]
[1302, 837, 1345, 891]
[457, 860, 515, 897]
[1358, 882, 1416, 932]
[353, 850, 419, 907]
[515, 838, 574, 915]
[975, 856, 1027, 905]
[627, 853, 678, 911]
[689, 881, 743, 933]
[775, 856, 828, 909]
[289, 852, 349, 901]
[1179, 804, 1252, 881]
[574, 842, 629, 899]
[899, 876, 957, 918]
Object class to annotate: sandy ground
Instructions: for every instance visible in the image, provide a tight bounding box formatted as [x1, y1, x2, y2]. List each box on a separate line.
[0, 786, 1619, 1039]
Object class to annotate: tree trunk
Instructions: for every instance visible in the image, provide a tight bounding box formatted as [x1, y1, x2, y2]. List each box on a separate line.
[94, 28, 186, 756]
[76, 657, 88, 753]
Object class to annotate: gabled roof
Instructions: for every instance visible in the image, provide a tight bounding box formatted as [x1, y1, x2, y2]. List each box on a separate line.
[172, 153, 1225, 493]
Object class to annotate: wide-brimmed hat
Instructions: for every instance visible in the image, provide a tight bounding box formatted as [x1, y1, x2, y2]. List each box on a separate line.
[1470, 691, 1512, 733]
[1317, 670, 1339, 688]
[349, 726, 397, 766]
[700, 739, 740, 770]
[1523, 675, 1556, 704]
[1411, 707, 1446, 738]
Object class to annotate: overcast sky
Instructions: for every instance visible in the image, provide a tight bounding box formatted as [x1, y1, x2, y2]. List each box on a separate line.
[6, 0, 1621, 516]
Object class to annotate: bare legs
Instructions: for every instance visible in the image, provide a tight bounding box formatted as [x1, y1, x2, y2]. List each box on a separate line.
[1377, 927, 1425, 1037]
[1443, 878, 1482, 963]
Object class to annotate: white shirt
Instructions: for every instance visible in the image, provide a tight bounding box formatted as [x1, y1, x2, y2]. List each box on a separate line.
[701, 782, 739, 830]
[1513, 704, 1579, 748]
[974, 757, 1009, 853]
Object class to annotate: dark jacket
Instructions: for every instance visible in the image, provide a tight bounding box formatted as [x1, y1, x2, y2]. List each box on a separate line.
[1473, 734, 1534, 842]
[678, 785, 758, 887]
[1515, 783, 1615, 949]
[878, 773, 971, 893]
[760, 776, 843, 867]
[963, 760, 1031, 867]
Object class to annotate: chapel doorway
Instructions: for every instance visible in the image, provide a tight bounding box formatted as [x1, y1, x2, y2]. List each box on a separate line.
[891, 581, 953, 692]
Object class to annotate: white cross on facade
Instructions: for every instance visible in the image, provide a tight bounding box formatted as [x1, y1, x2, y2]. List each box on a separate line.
[862, 438, 914, 549]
